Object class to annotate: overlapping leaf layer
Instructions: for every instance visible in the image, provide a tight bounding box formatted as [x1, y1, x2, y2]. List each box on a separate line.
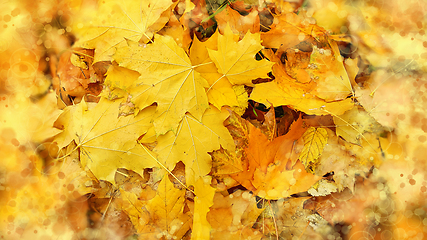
[2, 0, 426, 239]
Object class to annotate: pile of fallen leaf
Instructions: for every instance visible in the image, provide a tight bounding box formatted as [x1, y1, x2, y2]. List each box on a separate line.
[1, 0, 427, 239]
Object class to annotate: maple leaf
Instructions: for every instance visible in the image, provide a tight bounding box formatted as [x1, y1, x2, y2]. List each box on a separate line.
[114, 36, 209, 135]
[207, 24, 274, 86]
[223, 115, 320, 199]
[145, 175, 191, 239]
[189, 24, 272, 113]
[73, 0, 175, 62]
[190, 32, 247, 113]
[213, 110, 285, 190]
[151, 107, 234, 186]
[54, 97, 157, 181]
[250, 64, 354, 115]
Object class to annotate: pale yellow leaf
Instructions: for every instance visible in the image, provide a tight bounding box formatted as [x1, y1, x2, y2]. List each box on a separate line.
[307, 44, 353, 101]
[308, 179, 338, 196]
[54, 97, 157, 181]
[146, 175, 190, 238]
[114, 36, 209, 135]
[299, 127, 328, 168]
[334, 106, 384, 145]
[73, 0, 174, 62]
[153, 107, 234, 186]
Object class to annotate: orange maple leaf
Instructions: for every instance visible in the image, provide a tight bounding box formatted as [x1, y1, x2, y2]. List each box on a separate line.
[230, 116, 321, 199]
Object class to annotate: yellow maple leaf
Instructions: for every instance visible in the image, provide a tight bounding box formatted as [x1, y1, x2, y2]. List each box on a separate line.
[117, 189, 151, 233]
[152, 107, 234, 186]
[252, 27, 356, 116]
[250, 73, 354, 115]
[190, 34, 244, 112]
[189, 29, 252, 114]
[207, 24, 274, 86]
[114, 36, 209, 135]
[54, 97, 157, 181]
[145, 175, 191, 239]
[299, 127, 328, 170]
[73, 0, 175, 62]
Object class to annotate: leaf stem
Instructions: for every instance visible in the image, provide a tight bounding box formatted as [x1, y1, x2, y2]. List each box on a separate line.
[201, 0, 231, 23]
[53, 144, 81, 162]
[267, 200, 279, 240]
